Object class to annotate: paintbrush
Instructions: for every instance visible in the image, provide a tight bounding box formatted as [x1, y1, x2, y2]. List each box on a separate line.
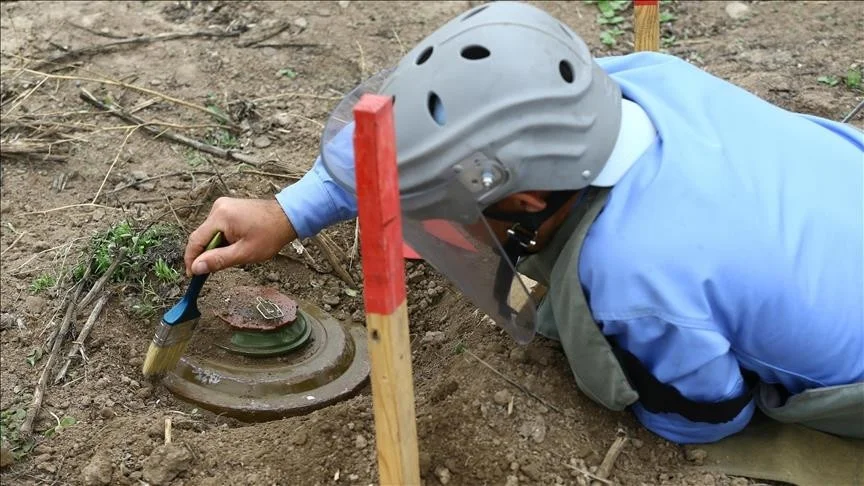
[142, 231, 223, 378]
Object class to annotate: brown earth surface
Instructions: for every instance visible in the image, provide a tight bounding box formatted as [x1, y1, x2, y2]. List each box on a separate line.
[1, 1, 862, 485]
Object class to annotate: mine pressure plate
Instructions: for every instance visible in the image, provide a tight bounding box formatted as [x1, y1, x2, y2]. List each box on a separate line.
[162, 286, 370, 422]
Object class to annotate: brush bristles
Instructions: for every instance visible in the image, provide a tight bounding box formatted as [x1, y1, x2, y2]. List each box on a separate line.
[142, 339, 190, 377]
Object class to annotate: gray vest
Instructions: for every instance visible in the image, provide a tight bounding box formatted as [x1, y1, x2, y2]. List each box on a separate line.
[517, 188, 864, 438]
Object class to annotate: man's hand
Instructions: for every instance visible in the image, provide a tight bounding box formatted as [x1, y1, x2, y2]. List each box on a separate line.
[184, 197, 297, 276]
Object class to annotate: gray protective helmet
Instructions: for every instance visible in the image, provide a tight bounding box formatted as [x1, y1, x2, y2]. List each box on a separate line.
[319, 1, 622, 343]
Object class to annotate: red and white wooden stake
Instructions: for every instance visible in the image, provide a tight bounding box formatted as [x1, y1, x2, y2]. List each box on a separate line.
[634, 0, 660, 52]
[353, 94, 421, 486]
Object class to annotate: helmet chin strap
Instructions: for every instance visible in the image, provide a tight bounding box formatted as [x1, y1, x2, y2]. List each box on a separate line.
[482, 188, 591, 320]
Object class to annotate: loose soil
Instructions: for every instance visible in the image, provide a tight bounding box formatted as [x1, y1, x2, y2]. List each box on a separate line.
[1, 1, 862, 485]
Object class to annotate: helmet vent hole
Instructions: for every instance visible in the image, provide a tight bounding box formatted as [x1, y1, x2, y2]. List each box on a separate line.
[461, 45, 490, 60]
[559, 60, 574, 83]
[427, 92, 446, 126]
[416, 46, 434, 65]
[462, 5, 488, 21]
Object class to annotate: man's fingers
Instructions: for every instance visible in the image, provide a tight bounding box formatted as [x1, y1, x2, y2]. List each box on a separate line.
[189, 243, 242, 276]
[184, 221, 220, 275]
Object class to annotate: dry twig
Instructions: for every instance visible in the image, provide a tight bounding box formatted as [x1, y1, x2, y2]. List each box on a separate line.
[34, 30, 240, 70]
[7, 68, 235, 126]
[312, 233, 356, 287]
[593, 431, 628, 485]
[20, 266, 91, 438]
[53, 292, 110, 384]
[78, 87, 261, 168]
[78, 248, 126, 309]
[841, 99, 864, 124]
[237, 21, 292, 47]
[565, 464, 615, 486]
[464, 349, 563, 414]
[1, 231, 27, 256]
[92, 126, 139, 203]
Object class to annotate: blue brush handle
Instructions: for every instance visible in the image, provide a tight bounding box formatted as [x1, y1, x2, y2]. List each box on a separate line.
[162, 272, 209, 325]
[162, 232, 224, 326]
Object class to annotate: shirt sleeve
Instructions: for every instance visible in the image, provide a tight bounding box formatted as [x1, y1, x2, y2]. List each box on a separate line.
[598, 316, 755, 444]
[275, 123, 358, 239]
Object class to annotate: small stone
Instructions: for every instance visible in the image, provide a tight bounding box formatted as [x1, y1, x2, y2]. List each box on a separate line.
[354, 434, 368, 449]
[150, 79, 162, 86]
[293, 17, 308, 29]
[1, 441, 13, 468]
[631, 438, 644, 449]
[25, 296, 48, 315]
[292, 431, 308, 446]
[266, 272, 280, 282]
[509, 461, 520, 471]
[351, 309, 364, 322]
[519, 416, 547, 443]
[147, 421, 163, 439]
[505, 475, 519, 486]
[348, 474, 359, 481]
[99, 407, 115, 419]
[141, 443, 191, 485]
[528, 347, 553, 366]
[421, 331, 445, 345]
[418, 451, 432, 475]
[685, 448, 708, 465]
[493, 390, 512, 406]
[520, 462, 542, 481]
[509, 347, 527, 363]
[253, 136, 272, 149]
[725, 1, 750, 20]
[322, 294, 341, 306]
[137, 183, 155, 192]
[731, 478, 748, 486]
[136, 387, 153, 399]
[130, 170, 148, 181]
[434, 466, 451, 485]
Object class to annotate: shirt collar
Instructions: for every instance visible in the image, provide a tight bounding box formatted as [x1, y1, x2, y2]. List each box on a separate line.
[591, 98, 657, 187]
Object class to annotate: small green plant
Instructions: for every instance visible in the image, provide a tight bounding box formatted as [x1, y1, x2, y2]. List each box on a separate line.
[452, 340, 466, 355]
[845, 67, 862, 90]
[660, 11, 676, 23]
[154, 258, 180, 284]
[662, 34, 678, 48]
[184, 148, 208, 167]
[278, 67, 298, 79]
[42, 415, 76, 438]
[590, 0, 630, 46]
[600, 27, 626, 46]
[29, 274, 55, 294]
[818, 75, 840, 87]
[205, 93, 230, 123]
[206, 128, 238, 149]
[25, 347, 43, 367]
[1, 408, 35, 461]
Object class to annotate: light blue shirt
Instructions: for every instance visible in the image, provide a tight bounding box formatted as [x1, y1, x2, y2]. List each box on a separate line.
[276, 52, 864, 444]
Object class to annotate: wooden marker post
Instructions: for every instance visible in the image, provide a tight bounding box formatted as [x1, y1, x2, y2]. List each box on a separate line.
[634, 0, 660, 52]
[353, 94, 421, 486]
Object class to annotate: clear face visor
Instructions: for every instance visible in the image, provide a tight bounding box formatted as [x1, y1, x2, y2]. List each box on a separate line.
[402, 212, 539, 343]
[319, 69, 539, 344]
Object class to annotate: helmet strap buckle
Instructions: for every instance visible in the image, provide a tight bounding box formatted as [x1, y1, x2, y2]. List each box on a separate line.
[506, 223, 538, 250]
